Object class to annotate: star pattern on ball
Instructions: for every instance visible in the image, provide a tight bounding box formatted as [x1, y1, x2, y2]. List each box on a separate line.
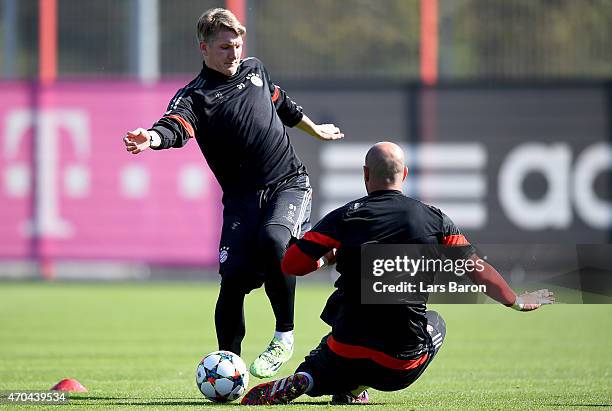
[205, 365, 222, 384]
[197, 351, 249, 403]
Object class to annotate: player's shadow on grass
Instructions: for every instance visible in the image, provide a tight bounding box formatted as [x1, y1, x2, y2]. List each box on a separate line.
[286, 404, 372, 407]
[71, 397, 211, 406]
[110, 401, 374, 407]
[109, 401, 225, 406]
[72, 398, 376, 406]
[110, 401, 362, 406]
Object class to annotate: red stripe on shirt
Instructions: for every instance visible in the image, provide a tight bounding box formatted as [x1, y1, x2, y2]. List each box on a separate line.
[164, 114, 195, 139]
[282, 244, 321, 276]
[442, 234, 470, 245]
[271, 86, 280, 103]
[303, 231, 341, 249]
[327, 335, 429, 370]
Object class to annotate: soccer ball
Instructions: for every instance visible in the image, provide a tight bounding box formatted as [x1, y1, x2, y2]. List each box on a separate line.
[196, 350, 249, 402]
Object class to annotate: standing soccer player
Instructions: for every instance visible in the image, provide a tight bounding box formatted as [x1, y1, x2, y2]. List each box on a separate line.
[123, 8, 343, 378]
[241, 142, 554, 405]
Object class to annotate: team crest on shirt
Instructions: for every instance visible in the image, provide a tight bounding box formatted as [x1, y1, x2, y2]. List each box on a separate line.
[219, 246, 230, 263]
[247, 72, 263, 87]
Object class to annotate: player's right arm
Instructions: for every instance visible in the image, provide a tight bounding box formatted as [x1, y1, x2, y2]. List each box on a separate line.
[124, 127, 157, 154]
[439, 211, 554, 311]
[466, 257, 555, 311]
[123, 90, 200, 154]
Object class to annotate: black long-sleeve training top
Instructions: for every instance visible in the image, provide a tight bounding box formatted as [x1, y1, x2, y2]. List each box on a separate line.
[149, 57, 306, 193]
[289, 190, 473, 357]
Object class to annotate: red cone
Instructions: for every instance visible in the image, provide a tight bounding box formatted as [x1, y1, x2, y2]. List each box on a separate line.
[50, 378, 88, 392]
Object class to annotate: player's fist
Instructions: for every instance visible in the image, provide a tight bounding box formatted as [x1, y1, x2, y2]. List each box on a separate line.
[124, 128, 152, 154]
[322, 248, 337, 266]
[317, 248, 337, 269]
[511, 289, 555, 311]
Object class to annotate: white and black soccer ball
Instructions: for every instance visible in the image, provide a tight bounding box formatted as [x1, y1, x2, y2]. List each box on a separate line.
[196, 350, 249, 403]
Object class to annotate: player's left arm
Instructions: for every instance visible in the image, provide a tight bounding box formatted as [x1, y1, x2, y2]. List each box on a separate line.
[262, 61, 343, 141]
[282, 210, 342, 276]
[295, 114, 344, 141]
[282, 242, 337, 276]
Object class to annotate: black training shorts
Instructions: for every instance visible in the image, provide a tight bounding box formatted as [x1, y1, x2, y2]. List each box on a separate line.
[296, 311, 446, 396]
[218, 173, 312, 287]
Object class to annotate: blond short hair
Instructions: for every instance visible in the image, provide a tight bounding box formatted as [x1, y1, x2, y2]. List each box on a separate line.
[197, 8, 246, 43]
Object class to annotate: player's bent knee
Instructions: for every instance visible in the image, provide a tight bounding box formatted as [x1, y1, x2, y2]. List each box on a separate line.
[425, 310, 446, 349]
[425, 310, 446, 333]
[259, 224, 292, 257]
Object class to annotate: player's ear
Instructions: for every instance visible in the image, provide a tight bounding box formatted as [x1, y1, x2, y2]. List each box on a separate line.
[363, 165, 369, 183]
[199, 41, 208, 56]
[402, 166, 408, 181]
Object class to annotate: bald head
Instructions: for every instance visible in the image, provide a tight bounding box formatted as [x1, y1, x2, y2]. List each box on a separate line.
[364, 142, 407, 193]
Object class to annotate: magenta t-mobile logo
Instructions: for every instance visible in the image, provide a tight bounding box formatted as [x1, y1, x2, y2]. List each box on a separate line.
[4, 109, 90, 238]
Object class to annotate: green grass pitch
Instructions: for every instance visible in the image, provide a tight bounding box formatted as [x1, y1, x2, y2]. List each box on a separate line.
[0, 281, 610, 410]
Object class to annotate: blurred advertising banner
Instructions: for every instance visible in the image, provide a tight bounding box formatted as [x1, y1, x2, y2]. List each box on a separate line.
[288, 83, 612, 244]
[1, 82, 610, 269]
[0, 82, 222, 265]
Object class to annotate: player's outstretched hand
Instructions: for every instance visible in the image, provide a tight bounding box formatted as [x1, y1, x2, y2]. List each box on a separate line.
[511, 289, 555, 311]
[313, 123, 344, 141]
[124, 128, 152, 154]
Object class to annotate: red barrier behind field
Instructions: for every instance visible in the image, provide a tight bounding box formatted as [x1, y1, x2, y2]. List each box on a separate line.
[0, 82, 222, 265]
